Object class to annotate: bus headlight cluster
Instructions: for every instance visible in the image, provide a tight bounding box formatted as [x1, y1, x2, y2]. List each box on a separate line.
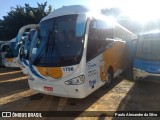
[65, 75, 85, 85]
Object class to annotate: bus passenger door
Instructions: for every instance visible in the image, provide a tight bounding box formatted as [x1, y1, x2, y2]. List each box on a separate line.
[86, 57, 99, 93]
[86, 20, 100, 93]
[86, 19, 114, 93]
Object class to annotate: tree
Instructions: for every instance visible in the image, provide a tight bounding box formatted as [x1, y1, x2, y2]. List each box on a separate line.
[0, 2, 52, 40]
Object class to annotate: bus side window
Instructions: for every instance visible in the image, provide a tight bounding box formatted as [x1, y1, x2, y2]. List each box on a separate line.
[87, 20, 113, 61]
[87, 21, 99, 61]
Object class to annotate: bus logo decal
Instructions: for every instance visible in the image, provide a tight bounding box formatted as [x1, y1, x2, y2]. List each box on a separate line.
[87, 63, 97, 69]
[88, 69, 97, 77]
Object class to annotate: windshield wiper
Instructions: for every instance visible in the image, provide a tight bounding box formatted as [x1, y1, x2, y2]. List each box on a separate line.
[34, 30, 65, 65]
[32, 32, 51, 64]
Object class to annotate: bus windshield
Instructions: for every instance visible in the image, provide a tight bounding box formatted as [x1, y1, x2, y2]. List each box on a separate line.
[5, 42, 19, 58]
[23, 30, 36, 60]
[30, 14, 86, 67]
[136, 33, 160, 61]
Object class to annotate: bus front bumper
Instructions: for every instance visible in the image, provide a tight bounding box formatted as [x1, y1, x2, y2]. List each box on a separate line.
[4, 62, 20, 68]
[28, 78, 87, 99]
[133, 68, 160, 80]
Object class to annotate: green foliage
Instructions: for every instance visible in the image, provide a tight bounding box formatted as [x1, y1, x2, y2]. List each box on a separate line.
[0, 2, 52, 40]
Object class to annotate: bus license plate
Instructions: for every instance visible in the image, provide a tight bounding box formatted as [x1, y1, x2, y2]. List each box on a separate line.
[44, 86, 53, 91]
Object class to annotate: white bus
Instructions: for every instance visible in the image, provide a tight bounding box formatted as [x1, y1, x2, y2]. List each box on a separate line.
[1, 38, 20, 67]
[28, 5, 137, 98]
[1, 24, 37, 68]
[0, 41, 9, 66]
[19, 29, 36, 74]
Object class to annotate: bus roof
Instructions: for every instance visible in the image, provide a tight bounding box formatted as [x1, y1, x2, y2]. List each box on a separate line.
[10, 38, 16, 42]
[40, 5, 137, 39]
[1, 38, 16, 48]
[41, 5, 90, 22]
[140, 30, 160, 36]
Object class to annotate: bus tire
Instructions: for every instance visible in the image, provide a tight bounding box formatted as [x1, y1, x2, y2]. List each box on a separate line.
[105, 67, 113, 87]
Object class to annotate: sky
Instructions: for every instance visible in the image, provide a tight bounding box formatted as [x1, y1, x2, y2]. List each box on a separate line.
[0, 0, 160, 24]
[0, 0, 90, 19]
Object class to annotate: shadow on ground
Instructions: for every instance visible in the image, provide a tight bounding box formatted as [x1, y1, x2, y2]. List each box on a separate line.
[112, 76, 160, 120]
[0, 76, 124, 120]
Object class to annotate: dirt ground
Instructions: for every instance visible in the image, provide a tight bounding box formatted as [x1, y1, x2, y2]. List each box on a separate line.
[0, 67, 160, 120]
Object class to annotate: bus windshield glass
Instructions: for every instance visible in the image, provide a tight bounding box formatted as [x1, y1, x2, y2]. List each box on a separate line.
[136, 33, 160, 61]
[30, 14, 86, 67]
[24, 30, 36, 60]
[5, 42, 18, 58]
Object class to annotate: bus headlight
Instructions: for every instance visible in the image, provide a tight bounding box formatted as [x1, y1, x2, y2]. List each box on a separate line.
[65, 75, 85, 85]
